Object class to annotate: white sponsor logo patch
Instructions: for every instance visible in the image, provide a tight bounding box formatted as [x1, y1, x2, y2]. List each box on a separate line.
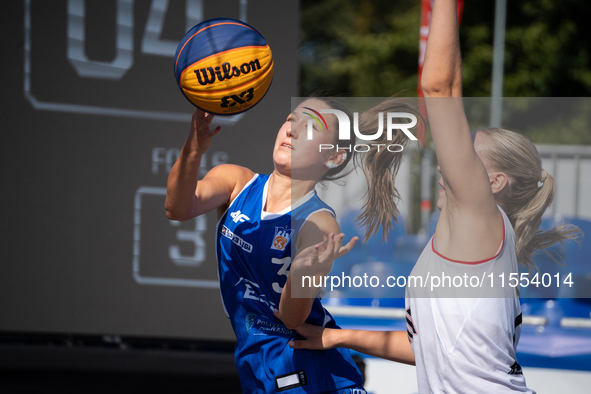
[221, 225, 253, 253]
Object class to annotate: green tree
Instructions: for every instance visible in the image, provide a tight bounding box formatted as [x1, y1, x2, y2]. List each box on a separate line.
[461, 0, 591, 97]
[300, 0, 591, 97]
[300, 0, 420, 97]
[300, 0, 591, 143]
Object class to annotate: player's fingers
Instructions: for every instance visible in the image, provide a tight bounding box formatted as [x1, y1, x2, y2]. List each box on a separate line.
[191, 109, 201, 130]
[333, 233, 345, 255]
[293, 323, 319, 339]
[288, 339, 310, 349]
[317, 237, 330, 250]
[326, 233, 343, 261]
[313, 245, 321, 264]
[308, 238, 329, 258]
[210, 126, 222, 137]
[202, 111, 215, 127]
[290, 323, 328, 350]
[193, 107, 207, 121]
[337, 236, 359, 258]
[196, 116, 215, 135]
[273, 309, 282, 321]
[323, 233, 335, 258]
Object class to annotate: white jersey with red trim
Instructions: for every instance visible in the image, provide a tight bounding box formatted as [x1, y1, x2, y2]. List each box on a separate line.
[405, 206, 535, 393]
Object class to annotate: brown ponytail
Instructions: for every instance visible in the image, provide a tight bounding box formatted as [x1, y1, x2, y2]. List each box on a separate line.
[310, 96, 422, 243]
[356, 99, 423, 242]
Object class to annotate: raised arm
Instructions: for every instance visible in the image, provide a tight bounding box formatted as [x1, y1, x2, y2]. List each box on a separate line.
[421, 0, 502, 258]
[165, 109, 253, 221]
[286, 322, 415, 366]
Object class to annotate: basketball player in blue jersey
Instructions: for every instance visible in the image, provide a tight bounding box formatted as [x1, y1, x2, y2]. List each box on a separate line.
[284, 1, 581, 392]
[165, 95, 419, 393]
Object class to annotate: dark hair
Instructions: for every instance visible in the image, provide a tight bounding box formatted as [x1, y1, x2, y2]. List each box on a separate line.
[309, 95, 423, 243]
[357, 98, 422, 242]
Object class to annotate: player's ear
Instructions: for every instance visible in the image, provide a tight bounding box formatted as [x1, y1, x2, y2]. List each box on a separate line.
[325, 151, 347, 169]
[489, 171, 508, 194]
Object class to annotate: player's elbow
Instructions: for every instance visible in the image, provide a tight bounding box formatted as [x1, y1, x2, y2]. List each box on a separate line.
[421, 79, 454, 97]
[279, 310, 307, 330]
[422, 74, 463, 97]
[283, 317, 305, 331]
[165, 208, 179, 221]
[165, 204, 191, 222]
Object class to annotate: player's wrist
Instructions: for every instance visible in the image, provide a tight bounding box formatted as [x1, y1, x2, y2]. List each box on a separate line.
[327, 328, 347, 349]
[181, 138, 206, 160]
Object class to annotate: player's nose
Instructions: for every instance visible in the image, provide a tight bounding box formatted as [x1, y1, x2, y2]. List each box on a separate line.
[289, 124, 299, 139]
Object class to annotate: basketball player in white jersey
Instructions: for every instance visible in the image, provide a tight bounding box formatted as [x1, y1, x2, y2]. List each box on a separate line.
[282, 0, 581, 392]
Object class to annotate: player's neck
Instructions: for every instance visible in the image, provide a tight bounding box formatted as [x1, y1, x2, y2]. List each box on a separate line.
[265, 172, 315, 213]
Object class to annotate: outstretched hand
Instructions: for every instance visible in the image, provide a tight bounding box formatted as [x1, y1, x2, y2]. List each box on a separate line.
[191, 108, 222, 155]
[273, 310, 335, 350]
[291, 233, 358, 278]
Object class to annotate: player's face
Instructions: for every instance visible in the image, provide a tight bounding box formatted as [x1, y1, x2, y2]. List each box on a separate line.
[273, 99, 340, 179]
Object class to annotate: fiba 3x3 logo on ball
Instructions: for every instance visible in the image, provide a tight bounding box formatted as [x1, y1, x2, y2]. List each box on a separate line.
[174, 18, 274, 115]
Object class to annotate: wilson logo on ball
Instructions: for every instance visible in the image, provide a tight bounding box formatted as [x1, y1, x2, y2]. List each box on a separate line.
[174, 18, 274, 115]
[195, 60, 262, 86]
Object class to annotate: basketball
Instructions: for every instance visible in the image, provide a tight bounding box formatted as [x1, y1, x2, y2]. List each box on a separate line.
[174, 18, 274, 116]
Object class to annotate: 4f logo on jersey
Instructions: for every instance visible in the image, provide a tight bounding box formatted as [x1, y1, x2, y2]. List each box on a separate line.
[230, 210, 250, 223]
[271, 227, 293, 251]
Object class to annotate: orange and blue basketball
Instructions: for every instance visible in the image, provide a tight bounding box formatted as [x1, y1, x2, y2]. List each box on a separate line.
[174, 18, 274, 115]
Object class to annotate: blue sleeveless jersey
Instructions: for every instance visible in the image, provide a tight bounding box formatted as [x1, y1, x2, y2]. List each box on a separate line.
[216, 174, 363, 393]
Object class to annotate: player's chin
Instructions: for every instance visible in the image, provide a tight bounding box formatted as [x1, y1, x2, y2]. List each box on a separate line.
[273, 161, 291, 176]
[436, 195, 444, 211]
[272, 152, 289, 165]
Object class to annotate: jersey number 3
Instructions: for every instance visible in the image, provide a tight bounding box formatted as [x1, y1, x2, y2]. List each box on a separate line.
[272, 257, 291, 293]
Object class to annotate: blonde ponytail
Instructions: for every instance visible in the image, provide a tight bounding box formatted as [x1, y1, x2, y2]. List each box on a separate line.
[477, 129, 582, 269]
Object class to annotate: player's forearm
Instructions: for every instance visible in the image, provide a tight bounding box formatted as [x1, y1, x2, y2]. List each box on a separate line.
[420, 0, 493, 208]
[278, 272, 319, 329]
[421, 0, 462, 97]
[333, 329, 415, 366]
[165, 133, 202, 221]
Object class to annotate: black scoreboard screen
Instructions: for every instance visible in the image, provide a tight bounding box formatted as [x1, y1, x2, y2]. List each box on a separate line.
[0, 0, 299, 341]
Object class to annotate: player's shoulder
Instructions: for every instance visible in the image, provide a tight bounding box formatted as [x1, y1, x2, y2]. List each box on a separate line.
[207, 163, 255, 181]
[208, 164, 256, 191]
[301, 209, 340, 236]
